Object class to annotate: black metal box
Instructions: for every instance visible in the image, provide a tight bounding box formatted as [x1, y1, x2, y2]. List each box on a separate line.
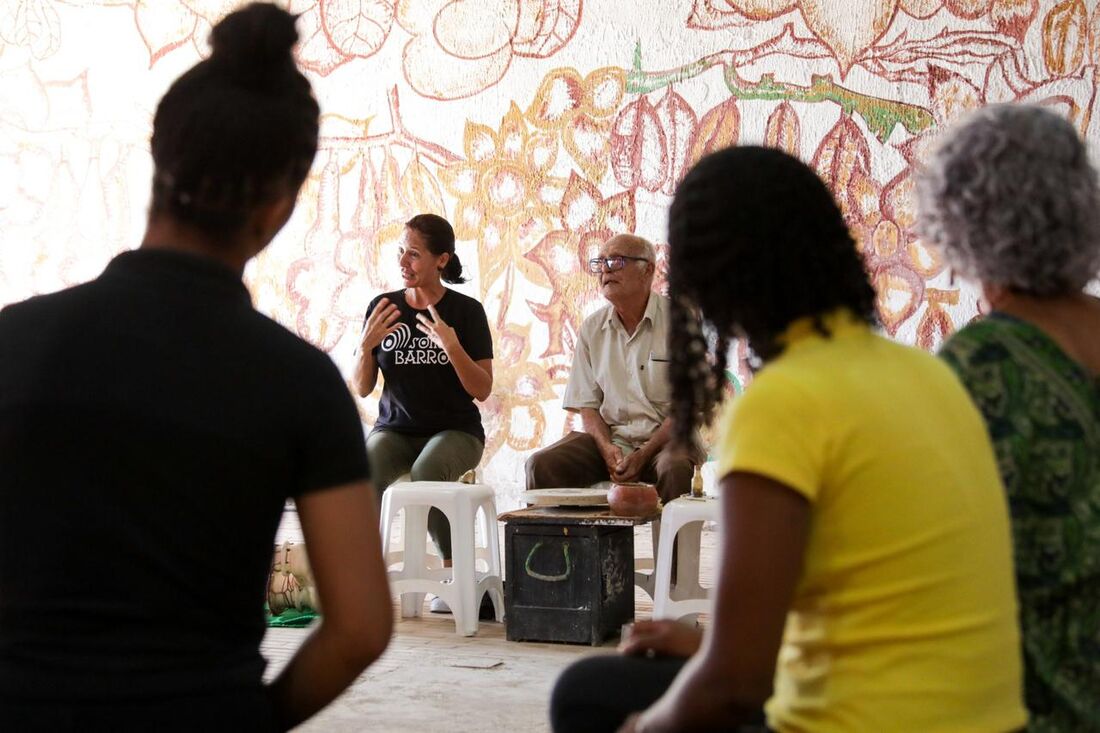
[504, 521, 634, 645]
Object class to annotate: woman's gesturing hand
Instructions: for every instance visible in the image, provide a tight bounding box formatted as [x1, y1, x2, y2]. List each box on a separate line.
[415, 304, 459, 353]
[361, 297, 401, 352]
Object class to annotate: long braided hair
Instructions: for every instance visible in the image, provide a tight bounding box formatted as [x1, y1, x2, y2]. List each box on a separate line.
[667, 146, 877, 449]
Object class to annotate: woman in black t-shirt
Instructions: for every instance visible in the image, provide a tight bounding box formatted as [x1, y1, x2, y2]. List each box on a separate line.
[355, 214, 494, 591]
[0, 5, 393, 730]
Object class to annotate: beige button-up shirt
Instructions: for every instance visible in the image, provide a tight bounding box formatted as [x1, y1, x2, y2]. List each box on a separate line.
[563, 292, 671, 449]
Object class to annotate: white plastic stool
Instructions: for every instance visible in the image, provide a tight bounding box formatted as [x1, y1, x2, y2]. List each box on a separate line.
[379, 481, 504, 636]
[652, 496, 719, 620]
[634, 518, 661, 598]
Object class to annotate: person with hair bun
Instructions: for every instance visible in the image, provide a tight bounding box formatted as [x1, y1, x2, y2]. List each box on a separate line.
[550, 147, 1026, 732]
[920, 103, 1100, 732]
[354, 213, 493, 612]
[0, 4, 391, 730]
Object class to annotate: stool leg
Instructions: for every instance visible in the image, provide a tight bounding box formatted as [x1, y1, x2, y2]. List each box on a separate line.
[379, 491, 394, 558]
[450, 501, 478, 636]
[652, 519, 677, 619]
[486, 583, 504, 622]
[473, 500, 490, 574]
[480, 499, 505, 622]
[671, 520, 703, 602]
[400, 504, 429, 618]
[634, 519, 661, 599]
[480, 500, 502, 577]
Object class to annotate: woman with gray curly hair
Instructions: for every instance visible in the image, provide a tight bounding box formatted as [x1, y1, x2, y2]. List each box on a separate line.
[917, 103, 1100, 733]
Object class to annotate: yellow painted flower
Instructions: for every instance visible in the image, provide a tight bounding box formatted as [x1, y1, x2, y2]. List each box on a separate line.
[479, 323, 559, 463]
[439, 103, 569, 297]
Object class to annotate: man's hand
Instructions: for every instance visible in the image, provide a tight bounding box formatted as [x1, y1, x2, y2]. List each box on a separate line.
[611, 445, 651, 483]
[599, 442, 624, 476]
[620, 619, 703, 659]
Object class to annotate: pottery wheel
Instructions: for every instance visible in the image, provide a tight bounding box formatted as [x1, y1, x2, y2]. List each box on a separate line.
[520, 488, 609, 507]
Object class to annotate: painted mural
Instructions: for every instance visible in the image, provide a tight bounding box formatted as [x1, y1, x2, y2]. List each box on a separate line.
[2, 0, 1099, 497]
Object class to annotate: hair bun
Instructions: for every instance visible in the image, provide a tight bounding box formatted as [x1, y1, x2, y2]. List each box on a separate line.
[209, 3, 299, 89]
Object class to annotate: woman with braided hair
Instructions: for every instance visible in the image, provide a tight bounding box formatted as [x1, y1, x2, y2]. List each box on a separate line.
[0, 4, 391, 730]
[550, 147, 1026, 732]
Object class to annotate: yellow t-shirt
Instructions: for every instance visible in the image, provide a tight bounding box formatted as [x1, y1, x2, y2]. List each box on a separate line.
[717, 311, 1026, 732]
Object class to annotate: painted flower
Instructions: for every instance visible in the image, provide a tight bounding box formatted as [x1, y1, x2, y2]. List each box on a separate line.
[439, 103, 569, 298]
[479, 322, 559, 464]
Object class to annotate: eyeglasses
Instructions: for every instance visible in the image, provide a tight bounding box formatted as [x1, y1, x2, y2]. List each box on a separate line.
[587, 255, 650, 273]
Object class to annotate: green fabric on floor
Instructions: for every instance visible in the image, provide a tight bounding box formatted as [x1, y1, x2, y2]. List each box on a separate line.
[265, 605, 319, 628]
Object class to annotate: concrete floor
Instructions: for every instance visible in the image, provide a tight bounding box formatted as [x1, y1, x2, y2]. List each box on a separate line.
[266, 508, 717, 732]
[262, 611, 592, 732]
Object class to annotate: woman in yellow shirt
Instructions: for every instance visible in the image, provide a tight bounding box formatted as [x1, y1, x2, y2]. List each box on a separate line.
[550, 147, 1026, 732]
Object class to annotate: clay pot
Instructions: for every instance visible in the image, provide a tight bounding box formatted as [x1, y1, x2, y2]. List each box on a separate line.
[608, 482, 660, 517]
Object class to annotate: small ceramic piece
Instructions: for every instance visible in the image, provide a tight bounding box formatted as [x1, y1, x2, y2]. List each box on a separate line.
[608, 482, 660, 517]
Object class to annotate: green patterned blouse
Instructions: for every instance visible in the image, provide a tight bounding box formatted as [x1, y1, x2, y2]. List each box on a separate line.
[940, 313, 1100, 733]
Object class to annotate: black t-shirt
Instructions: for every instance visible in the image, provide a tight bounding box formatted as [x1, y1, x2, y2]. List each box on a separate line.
[0, 250, 369, 704]
[367, 288, 492, 442]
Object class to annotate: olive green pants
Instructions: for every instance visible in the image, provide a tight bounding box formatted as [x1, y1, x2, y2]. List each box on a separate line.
[367, 429, 484, 560]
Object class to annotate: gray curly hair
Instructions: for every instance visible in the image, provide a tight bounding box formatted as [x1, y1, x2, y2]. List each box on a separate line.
[915, 104, 1100, 296]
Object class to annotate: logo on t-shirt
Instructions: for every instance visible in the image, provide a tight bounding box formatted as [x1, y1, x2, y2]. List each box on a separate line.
[381, 322, 451, 365]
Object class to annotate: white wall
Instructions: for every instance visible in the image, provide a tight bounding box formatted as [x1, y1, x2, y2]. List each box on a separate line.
[2, 0, 1098, 500]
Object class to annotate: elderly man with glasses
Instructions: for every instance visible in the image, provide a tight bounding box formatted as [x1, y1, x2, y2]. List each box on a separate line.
[525, 234, 697, 500]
